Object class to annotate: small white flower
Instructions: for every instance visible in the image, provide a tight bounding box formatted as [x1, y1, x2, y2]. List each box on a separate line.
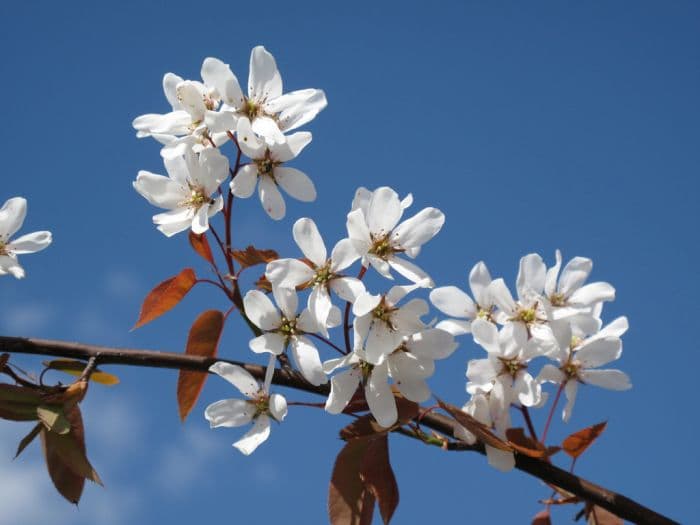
[538, 317, 631, 422]
[429, 261, 497, 336]
[133, 147, 227, 237]
[243, 287, 327, 386]
[0, 197, 51, 279]
[231, 118, 316, 220]
[205, 361, 287, 456]
[266, 218, 364, 334]
[346, 186, 444, 286]
[352, 283, 429, 365]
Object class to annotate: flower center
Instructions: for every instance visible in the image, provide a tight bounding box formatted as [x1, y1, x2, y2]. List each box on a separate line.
[313, 262, 333, 285]
[251, 391, 270, 417]
[368, 234, 394, 260]
[182, 184, 213, 210]
[279, 317, 297, 338]
[359, 360, 374, 381]
[549, 292, 567, 307]
[244, 99, 262, 119]
[0, 240, 7, 256]
[476, 305, 495, 322]
[562, 361, 580, 379]
[515, 307, 537, 324]
[499, 357, 525, 378]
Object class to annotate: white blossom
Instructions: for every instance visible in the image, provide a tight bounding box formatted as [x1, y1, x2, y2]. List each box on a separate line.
[266, 218, 364, 333]
[133, 147, 228, 237]
[231, 118, 316, 220]
[205, 361, 287, 455]
[243, 287, 327, 386]
[0, 197, 51, 279]
[346, 186, 444, 286]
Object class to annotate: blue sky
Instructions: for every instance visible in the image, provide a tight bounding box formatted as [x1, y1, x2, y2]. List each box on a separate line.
[0, 1, 698, 523]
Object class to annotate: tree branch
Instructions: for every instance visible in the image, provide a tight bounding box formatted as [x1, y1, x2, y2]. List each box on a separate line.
[0, 335, 677, 525]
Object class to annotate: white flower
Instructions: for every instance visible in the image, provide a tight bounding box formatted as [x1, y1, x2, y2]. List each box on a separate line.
[231, 118, 316, 220]
[0, 197, 51, 279]
[467, 320, 544, 432]
[538, 317, 631, 422]
[243, 288, 327, 386]
[352, 284, 429, 365]
[205, 362, 287, 455]
[346, 186, 444, 286]
[133, 147, 228, 237]
[266, 218, 364, 334]
[453, 393, 516, 472]
[429, 261, 497, 335]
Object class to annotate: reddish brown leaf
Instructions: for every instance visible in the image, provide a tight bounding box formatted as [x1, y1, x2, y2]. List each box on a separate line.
[532, 509, 552, 525]
[436, 397, 512, 451]
[562, 421, 607, 459]
[41, 405, 102, 504]
[133, 268, 197, 329]
[0, 384, 42, 421]
[231, 245, 279, 269]
[189, 231, 215, 265]
[585, 504, 623, 525]
[255, 274, 273, 293]
[177, 310, 225, 421]
[15, 423, 42, 458]
[360, 434, 399, 524]
[340, 414, 386, 441]
[506, 427, 549, 458]
[329, 439, 375, 525]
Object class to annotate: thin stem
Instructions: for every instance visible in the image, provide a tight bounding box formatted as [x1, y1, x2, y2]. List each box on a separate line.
[541, 383, 565, 444]
[520, 406, 539, 442]
[0, 335, 679, 525]
[306, 333, 346, 355]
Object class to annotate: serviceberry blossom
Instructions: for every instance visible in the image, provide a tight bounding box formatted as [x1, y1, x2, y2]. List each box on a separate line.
[538, 317, 631, 421]
[488, 253, 554, 343]
[467, 320, 544, 432]
[231, 117, 316, 220]
[243, 287, 327, 386]
[0, 197, 51, 279]
[205, 361, 287, 455]
[544, 249, 615, 330]
[430, 261, 497, 336]
[352, 283, 429, 365]
[346, 186, 444, 286]
[453, 393, 516, 472]
[133, 148, 228, 237]
[265, 218, 364, 334]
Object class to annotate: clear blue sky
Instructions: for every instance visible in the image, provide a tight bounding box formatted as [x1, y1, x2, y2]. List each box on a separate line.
[0, 1, 698, 523]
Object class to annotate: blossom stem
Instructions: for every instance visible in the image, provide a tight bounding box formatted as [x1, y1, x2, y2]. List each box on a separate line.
[541, 383, 565, 444]
[520, 406, 539, 442]
[306, 333, 346, 355]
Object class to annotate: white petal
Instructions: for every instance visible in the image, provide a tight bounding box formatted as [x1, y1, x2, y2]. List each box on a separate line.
[345, 208, 371, 254]
[133, 171, 185, 209]
[595, 316, 629, 339]
[395, 378, 431, 403]
[0, 255, 24, 278]
[275, 167, 316, 202]
[266, 258, 314, 288]
[205, 399, 254, 428]
[197, 148, 229, 193]
[558, 256, 592, 297]
[513, 372, 541, 407]
[233, 414, 271, 455]
[236, 116, 265, 157]
[8, 231, 51, 254]
[367, 187, 402, 236]
[575, 337, 622, 368]
[231, 164, 259, 198]
[325, 368, 361, 414]
[329, 238, 360, 272]
[466, 358, 498, 387]
[251, 116, 285, 144]
[392, 207, 445, 249]
[537, 364, 566, 385]
[329, 276, 365, 303]
[243, 289, 282, 330]
[569, 282, 615, 306]
[469, 261, 493, 307]
[578, 369, 631, 390]
[387, 256, 434, 287]
[268, 393, 288, 421]
[190, 205, 210, 235]
[290, 336, 326, 386]
[176, 81, 206, 121]
[352, 292, 382, 317]
[258, 175, 286, 220]
[269, 89, 327, 132]
[407, 328, 458, 360]
[471, 319, 500, 354]
[435, 318, 472, 336]
[308, 286, 333, 335]
[269, 131, 312, 162]
[488, 279, 517, 315]
[562, 380, 578, 422]
[163, 72, 184, 110]
[430, 286, 477, 319]
[249, 333, 286, 355]
[209, 362, 259, 397]
[248, 46, 282, 101]
[272, 285, 298, 319]
[0, 197, 26, 239]
[516, 253, 546, 300]
[544, 250, 562, 297]
[293, 218, 326, 266]
[366, 254, 393, 280]
[366, 364, 397, 428]
[365, 323, 402, 365]
[201, 57, 244, 108]
[486, 446, 515, 472]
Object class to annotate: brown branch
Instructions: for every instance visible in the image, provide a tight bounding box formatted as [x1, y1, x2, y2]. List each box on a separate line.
[0, 335, 677, 525]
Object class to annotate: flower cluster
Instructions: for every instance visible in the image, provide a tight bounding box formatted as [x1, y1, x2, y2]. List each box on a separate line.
[130, 46, 631, 462]
[0, 197, 51, 279]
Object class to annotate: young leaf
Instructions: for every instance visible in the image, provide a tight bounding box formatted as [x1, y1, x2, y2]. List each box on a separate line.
[532, 509, 552, 525]
[231, 245, 279, 269]
[436, 397, 512, 452]
[133, 268, 197, 329]
[505, 428, 559, 459]
[360, 434, 399, 525]
[177, 310, 225, 421]
[328, 439, 375, 525]
[0, 384, 42, 421]
[255, 274, 273, 293]
[562, 421, 607, 459]
[585, 503, 624, 525]
[42, 359, 120, 386]
[15, 423, 42, 458]
[37, 405, 71, 434]
[189, 231, 215, 265]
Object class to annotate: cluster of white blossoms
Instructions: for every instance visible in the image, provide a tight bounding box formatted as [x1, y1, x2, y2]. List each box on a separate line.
[0, 197, 51, 279]
[130, 46, 631, 460]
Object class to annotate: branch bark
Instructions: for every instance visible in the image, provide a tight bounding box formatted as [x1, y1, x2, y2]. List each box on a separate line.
[0, 335, 677, 525]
